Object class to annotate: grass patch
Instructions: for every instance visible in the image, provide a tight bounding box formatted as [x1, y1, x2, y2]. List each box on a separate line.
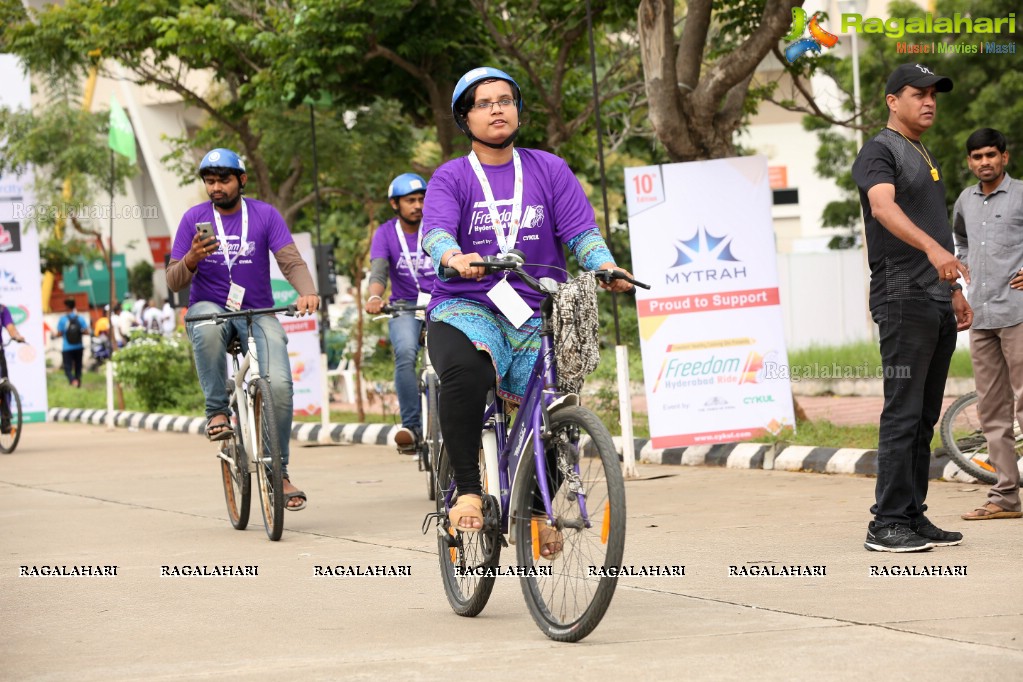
[788, 341, 974, 379]
[752, 421, 879, 450]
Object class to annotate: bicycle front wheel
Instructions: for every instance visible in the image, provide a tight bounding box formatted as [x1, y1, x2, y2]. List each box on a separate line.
[251, 378, 284, 541]
[513, 406, 625, 642]
[436, 445, 501, 617]
[219, 416, 251, 530]
[0, 381, 23, 454]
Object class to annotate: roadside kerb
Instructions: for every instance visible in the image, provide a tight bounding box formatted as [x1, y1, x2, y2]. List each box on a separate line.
[47, 406, 982, 483]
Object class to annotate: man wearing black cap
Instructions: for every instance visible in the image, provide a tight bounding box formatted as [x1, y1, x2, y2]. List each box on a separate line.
[852, 63, 974, 552]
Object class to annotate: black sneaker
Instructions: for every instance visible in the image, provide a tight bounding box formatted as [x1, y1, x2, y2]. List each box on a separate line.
[864, 522, 935, 552]
[910, 517, 963, 547]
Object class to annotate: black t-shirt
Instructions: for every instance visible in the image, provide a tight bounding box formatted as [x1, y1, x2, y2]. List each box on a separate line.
[852, 128, 953, 310]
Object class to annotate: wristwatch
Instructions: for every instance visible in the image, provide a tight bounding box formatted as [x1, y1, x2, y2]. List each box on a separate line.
[950, 283, 963, 293]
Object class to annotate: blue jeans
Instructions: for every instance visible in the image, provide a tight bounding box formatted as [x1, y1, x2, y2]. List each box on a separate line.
[871, 298, 957, 526]
[389, 306, 423, 434]
[186, 301, 295, 478]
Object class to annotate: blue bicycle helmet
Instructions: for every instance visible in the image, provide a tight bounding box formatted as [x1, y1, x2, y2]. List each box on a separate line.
[198, 148, 246, 177]
[387, 173, 427, 199]
[451, 67, 522, 137]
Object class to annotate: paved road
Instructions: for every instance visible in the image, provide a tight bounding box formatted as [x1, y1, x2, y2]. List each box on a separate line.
[3, 422, 1022, 680]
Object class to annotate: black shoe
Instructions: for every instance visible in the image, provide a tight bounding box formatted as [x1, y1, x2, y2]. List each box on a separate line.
[910, 517, 963, 546]
[864, 522, 935, 552]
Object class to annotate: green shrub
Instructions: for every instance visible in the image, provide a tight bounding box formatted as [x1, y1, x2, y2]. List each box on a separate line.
[113, 333, 204, 413]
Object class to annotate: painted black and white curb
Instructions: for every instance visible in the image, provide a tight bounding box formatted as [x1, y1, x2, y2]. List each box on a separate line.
[47, 407, 406, 448]
[48, 407, 983, 483]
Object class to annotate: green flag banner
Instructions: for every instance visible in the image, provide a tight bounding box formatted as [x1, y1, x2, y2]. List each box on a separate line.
[108, 96, 136, 164]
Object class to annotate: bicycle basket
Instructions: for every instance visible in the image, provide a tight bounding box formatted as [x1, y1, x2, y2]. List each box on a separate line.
[552, 271, 600, 394]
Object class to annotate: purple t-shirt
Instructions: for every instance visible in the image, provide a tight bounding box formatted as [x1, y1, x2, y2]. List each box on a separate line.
[0, 306, 12, 329]
[171, 198, 294, 309]
[369, 218, 436, 302]
[422, 148, 597, 311]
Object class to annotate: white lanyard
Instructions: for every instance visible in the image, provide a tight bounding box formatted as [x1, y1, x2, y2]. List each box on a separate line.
[468, 149, 523, 255]
[393, 221, 424, 292]
[212, 198, 249, 280]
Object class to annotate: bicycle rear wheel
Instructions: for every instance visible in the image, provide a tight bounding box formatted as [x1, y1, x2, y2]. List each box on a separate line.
[436, 445, 501, 617]
[424, 373, 440, 501]
[940, 391, 1021, 484]
[514, 406, 625, 642]
[251, 378, 284, 541]
[0, 380, 23, 454]
[219, 415, 251, 530]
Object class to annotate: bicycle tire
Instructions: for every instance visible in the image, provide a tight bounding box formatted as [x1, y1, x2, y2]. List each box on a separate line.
[940, 391, 1021, 484]
[425, 373, 440, 501]
[219, 415, 251, 530]
[0, 381, 22, 454]
[252, 378, 284, 541]
[514, 406, 625, 642]
[436, 445, 501, 617]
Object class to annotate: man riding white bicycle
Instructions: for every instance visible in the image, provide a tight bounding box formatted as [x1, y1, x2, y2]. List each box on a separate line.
[365, 173, 435, 454]
[421, 67, 634, 551]
[166, 147, 319, 511]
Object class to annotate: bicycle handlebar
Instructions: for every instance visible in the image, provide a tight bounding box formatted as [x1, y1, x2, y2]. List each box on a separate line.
[184, 304, 299, 324]
[380, 302, 427, 315]
[443, 253, 651, 290]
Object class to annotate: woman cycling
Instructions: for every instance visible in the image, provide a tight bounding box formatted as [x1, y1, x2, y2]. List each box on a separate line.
[421, 67, 633, 556]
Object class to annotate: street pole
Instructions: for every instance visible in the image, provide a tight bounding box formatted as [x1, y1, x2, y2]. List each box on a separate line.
[586, 0, 637, 478]
[310, 103, 333, 444]
[106, 149, 115, 430]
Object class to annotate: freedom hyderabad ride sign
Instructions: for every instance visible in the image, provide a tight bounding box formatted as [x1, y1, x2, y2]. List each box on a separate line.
[625, 157, 795, 449]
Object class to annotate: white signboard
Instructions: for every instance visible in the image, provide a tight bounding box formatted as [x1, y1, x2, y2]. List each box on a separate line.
[269, 232, 322, 416]
[625, 157, 794, 449]
[0, 55, 48, 422]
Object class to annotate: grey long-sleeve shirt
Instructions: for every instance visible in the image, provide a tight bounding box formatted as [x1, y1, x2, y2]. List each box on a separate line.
[952, 173, 1023, 330]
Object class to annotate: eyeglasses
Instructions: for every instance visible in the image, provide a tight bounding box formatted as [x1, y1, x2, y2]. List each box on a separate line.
[471, 99, 515, 111]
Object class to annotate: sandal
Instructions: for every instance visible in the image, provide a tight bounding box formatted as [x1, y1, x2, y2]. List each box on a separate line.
[448, 494, 483, 533]
[533, 516, 563, 560]
[205, 414, 234, 442]
[283, 478, 307, 511]
[961, 502, 1022, 520]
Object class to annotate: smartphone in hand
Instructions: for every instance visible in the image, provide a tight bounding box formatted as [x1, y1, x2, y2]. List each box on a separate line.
[196, 221, 214, 242]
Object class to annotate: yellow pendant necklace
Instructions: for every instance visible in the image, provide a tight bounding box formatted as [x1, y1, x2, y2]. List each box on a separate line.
[888, 126, 939, 182]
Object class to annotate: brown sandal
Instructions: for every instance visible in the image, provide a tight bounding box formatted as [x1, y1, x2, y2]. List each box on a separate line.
[533, 516, 563, 560]
[961, 503, 1022, 520]
[449, 494, 483, 533]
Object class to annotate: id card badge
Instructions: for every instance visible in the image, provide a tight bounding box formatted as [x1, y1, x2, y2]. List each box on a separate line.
[225, 282, 246, 312]
[416, 291, 432, 321]
[486, 277, 533, 328]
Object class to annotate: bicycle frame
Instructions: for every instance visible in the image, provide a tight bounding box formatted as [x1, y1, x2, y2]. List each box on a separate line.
[438, 291, 589, 546]
[224, 329, 262, 470]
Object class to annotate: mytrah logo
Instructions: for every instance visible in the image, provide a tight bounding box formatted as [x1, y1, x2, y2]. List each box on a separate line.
[784, 8, 839, 62]
[666, 225, 746, 285]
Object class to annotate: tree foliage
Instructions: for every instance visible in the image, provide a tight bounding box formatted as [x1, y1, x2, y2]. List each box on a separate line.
[791, 0, 1023, 247]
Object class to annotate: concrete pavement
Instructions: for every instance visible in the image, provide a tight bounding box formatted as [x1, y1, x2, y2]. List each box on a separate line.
[3, 422, 1022, 680]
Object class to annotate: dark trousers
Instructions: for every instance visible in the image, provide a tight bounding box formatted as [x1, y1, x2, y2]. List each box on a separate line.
[871, 298, 957, 526]
[62, 349, 84, 385]
[427, 321, 496, 497]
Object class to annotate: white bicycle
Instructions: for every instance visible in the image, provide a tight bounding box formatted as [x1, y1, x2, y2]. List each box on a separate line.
[185, 304, 296, 541]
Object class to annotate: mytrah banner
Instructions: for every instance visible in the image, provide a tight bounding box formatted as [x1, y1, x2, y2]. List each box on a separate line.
[269, 232, 322, 416]
[625, 157, 794, 449]
[0, 55, 47, 423]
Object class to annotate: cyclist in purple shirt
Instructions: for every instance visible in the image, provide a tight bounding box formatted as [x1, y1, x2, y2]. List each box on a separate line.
[365, 173, 435, 453]
[422, 67, 634, 550]
[166, 148, 319, 511]
[0, 303, 25, 434]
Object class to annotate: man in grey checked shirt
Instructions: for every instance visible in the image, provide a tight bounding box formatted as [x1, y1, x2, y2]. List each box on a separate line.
[953, 128, 1023, 521]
